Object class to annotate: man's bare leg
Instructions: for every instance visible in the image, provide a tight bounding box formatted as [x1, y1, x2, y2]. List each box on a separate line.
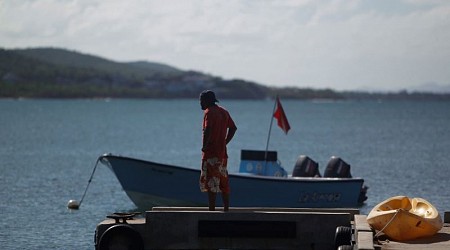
[222, 193, 229, 212]
[208, 192, 216, 211]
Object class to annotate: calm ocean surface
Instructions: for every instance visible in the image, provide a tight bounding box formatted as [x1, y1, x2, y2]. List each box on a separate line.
[1, 99, 450, 249]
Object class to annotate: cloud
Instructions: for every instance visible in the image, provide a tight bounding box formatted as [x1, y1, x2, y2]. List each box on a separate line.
[1, 0, 449, 91]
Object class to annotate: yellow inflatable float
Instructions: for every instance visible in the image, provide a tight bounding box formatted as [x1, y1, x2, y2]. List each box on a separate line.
[367, 196, 443, 241]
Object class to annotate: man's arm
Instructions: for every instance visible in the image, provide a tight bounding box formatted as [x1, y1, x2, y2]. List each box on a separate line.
[225, 126, 237, 145]
[202, 127, 211, 152]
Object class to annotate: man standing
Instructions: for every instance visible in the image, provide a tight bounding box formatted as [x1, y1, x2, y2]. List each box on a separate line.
[199, 90, 237, 211]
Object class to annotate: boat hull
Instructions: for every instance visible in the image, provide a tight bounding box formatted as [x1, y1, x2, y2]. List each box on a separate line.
[100, 155, 366, 209]
[367, 196, 443, 241]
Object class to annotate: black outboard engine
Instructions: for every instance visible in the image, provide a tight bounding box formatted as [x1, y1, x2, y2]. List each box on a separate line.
[292, 155, 321, 177]
[324, 156, 352, 178]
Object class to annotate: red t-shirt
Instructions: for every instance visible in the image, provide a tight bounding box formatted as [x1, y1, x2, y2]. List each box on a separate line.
[202, 105, 236, 159]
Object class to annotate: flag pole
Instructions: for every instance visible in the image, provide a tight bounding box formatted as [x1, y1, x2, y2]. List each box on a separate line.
[264, 96, 278, 164]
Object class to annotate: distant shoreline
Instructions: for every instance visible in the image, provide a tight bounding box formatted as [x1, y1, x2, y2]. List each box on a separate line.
[2, 47, 450, 101]
[2, 93, 450, 102]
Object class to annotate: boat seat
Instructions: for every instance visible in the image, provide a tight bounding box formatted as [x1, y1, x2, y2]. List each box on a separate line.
[240, 150, 277, 161]
[292, 155, 321, 177]
[323, 156, 352, 178]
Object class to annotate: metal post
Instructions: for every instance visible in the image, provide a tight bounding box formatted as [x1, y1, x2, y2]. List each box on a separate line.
[264, 96, 278, 169]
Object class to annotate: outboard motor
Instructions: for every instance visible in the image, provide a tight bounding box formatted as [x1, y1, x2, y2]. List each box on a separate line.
[292, 155, 321, 177]
[324, 156, 352, 178]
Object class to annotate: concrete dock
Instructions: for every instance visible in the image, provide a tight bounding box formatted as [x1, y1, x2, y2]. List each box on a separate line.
[95, 208, 450, 250]
[96, 207, 358, 249]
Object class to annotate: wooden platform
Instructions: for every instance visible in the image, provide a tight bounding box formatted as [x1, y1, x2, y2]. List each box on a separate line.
[354, 212, 450, 250]
[377, 224, 450, 250]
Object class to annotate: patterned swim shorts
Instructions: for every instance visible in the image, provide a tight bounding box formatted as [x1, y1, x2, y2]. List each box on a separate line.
[199, 157, 230, 194]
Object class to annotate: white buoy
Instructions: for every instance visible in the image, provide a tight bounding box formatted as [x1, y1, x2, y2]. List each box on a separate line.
[67, 199, 80, 209]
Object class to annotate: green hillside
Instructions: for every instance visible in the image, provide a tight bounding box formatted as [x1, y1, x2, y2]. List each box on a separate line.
[13, 47, 182, 77]
[0, 47, 275, 98]
[2, 47, 447, 100]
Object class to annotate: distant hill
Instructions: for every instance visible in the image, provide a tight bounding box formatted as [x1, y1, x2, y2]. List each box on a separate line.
[0, 47, 274, 99]
[126, 61, 181, 74]
[12, 47, 182, 77]
[1, 47, 449, 100]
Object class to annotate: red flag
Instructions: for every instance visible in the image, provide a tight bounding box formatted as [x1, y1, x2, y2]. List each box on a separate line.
[273, 96, 291, 134]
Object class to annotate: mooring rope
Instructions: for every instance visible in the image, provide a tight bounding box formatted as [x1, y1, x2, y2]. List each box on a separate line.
[78, 156, 102, 206]
[374, 209, 401, 238]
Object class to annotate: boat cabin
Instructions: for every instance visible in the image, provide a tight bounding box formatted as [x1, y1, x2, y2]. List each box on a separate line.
[239, 150, 288, 177]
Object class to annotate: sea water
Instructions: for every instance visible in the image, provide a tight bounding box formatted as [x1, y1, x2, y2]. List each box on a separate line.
[1, 99, 449, 249]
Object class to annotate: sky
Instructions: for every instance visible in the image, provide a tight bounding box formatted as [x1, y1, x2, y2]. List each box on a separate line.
[1, 0, 450, 92]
